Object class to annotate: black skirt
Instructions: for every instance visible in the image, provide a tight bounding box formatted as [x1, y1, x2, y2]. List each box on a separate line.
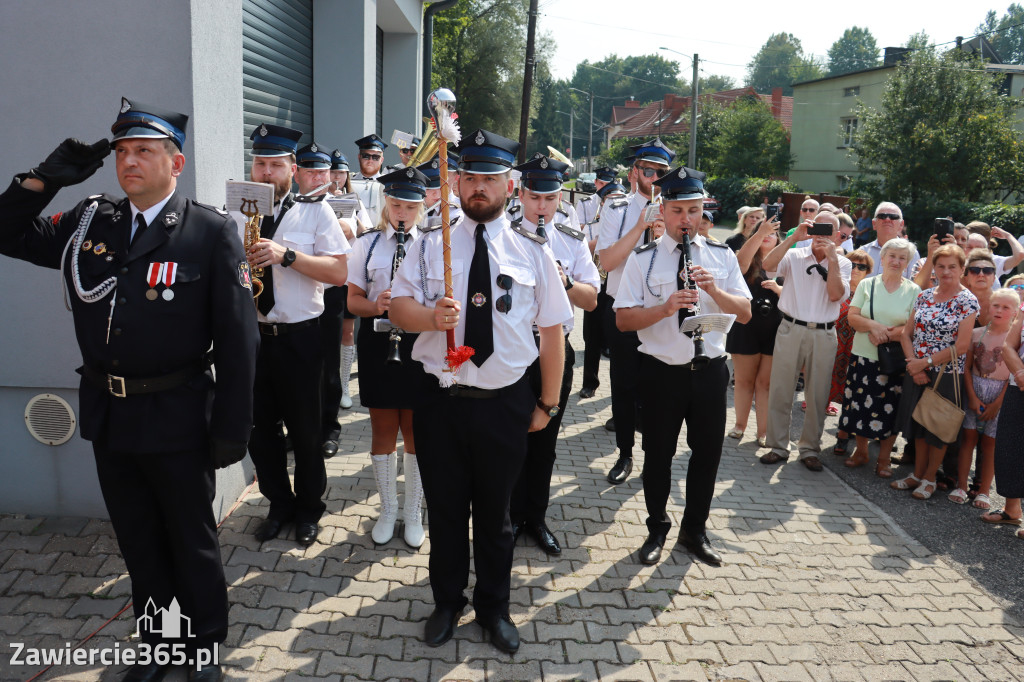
[994, 386, 1024, 498]
[896, 369, 965, 448]
[356, 317, 424, 409]
[839, 356, 903, 439]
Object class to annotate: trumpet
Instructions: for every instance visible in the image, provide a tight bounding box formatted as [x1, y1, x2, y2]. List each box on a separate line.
[386, 222, 408, 365]
[679, 231, 710, 370]
[240, 197, 264, 300]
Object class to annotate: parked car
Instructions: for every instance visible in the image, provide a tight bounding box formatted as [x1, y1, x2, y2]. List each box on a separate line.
[703, 195, 720, 221]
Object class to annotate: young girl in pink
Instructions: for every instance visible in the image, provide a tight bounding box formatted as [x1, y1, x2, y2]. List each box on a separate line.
[950, 287, 1021, 508]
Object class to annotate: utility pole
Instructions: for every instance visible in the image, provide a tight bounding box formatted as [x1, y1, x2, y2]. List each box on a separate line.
[517, 0, 539, 164]
[689, 53, 699, 168]
[587, 90, 594, 172]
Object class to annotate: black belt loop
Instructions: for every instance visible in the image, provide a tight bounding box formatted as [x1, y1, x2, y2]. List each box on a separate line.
[258, 318, 319, 336]
[81, 360, 207, 398]
[781, 312, 835, 330]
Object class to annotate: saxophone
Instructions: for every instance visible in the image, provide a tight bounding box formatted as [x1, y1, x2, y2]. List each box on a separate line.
[240, 198, 264, 300]
[590, 199, 607, 280]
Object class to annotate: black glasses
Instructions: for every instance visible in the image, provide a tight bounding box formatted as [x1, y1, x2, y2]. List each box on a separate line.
[495, 274, 513, 313]
[875, 212, 900, 221]
[851, 262, 870, 272]
[967, 266, 996, 275]
[637, 167, 664, 178]
[800, 206, 817, 212]
[360, 153, 382, 161]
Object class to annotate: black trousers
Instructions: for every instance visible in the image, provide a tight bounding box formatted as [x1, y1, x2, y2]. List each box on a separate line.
[604, 298, 641, 454]
[414, 375, 533, 619]
[581, 286, 609, 391]
[248, 321, 327, 524]
[320, 286, 345, 440]
[93, 442, 226, 651]
[511, 337, 574, 525]
[639, 354, 728, 538]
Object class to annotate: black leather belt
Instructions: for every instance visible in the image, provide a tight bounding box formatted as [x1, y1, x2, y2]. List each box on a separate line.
[782, 312, 835, 330]
[445, 384, 501, 399]
[258, 318, 318, 336]
[81, 361, 206, 398]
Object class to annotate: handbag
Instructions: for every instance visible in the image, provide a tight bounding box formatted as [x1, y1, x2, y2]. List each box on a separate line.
[911, 348, 965, 444]
[869, 277, 906, 375]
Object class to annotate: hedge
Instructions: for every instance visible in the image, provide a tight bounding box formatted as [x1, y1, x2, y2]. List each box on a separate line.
[705, 176, 801, 216]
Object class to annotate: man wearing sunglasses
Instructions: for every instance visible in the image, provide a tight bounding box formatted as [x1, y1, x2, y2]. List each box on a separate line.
[595, 138, 673, 484]
[863, 203, 919, 277]
[351, 133, 387, 224]
[390, 129, 572, 655]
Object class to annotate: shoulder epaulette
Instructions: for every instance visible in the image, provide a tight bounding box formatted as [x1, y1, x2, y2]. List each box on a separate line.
[706, 239, 729, 249]
[560, 200, 572, 212]
[610, 199, 628, 209]
[579, 195, 593, 203]
[359, 226, 382, 237]
[294, 193, 326, 203]
[85, 193, 120, 206]
[510, 221, 547, 245]
[190, 199, 228, 216]
[555, 223, 584, 241]
[420, 214, 458, 234]
[633, 242, 657, 255]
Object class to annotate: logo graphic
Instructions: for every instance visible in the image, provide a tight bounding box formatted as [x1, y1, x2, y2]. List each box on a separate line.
[137, 598, 194, 639]
[120, 98, 132, 114]
[260, 124, 269, 137]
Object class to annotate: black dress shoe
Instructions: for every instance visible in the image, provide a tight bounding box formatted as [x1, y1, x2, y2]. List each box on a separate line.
[527, 522, 561, 555]
[638, 533, 666, 565]
[476, 614, 520, 654]
[579, 386, 597, 399]
[677, 530, 722, 566]
[423, 606, 463, 647]
[511, 520, 524, 545]
[122, 662, 169, 682]
[604, 417, 616, 432]
[321, 439, 339, 459]
[254, 518, 285, 543]
[188, 664, 222, 682]
[607, 456, 632, 484]
[295, 522, 319, 547]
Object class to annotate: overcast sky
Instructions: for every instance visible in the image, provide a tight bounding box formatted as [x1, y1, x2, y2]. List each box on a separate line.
[541, 0, 996, 87]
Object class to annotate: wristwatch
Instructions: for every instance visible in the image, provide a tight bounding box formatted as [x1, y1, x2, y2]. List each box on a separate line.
[281, 248, 297, 267]
[563, 273, 575, 291]
[926, 355, 933, 367]
[537, 399, 560, 417]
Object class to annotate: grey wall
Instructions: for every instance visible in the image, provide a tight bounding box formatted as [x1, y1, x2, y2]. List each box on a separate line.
[0, 0, 249, 519]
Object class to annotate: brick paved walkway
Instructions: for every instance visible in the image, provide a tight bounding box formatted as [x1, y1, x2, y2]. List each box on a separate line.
[2, 320, 1023, 681]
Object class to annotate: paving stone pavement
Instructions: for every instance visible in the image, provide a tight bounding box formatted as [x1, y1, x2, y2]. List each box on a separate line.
[1, 315, 1023, 682]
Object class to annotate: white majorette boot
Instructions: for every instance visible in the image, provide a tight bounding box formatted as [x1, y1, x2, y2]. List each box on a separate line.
[403, 452, 425, 548]
[370, 452, 398, 544]
[340, 344, 355, 409]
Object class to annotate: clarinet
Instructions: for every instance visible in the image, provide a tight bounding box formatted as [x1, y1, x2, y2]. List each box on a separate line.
[385, 222, 407, 365]
[679, 232, 710, 370]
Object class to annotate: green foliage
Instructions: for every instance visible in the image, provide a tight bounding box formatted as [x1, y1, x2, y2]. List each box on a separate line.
[827, 27, 881, 76]
[745, 33, 825, 95]
[707, 97, 792, 178]
[900, 200, 1024, 244]
[850, 46, 1024, 211]
[704, 176, 800, 216]
[595, 102, 726, 172]
[681, 74, 737, 96]
[977, 4, 1024, 64]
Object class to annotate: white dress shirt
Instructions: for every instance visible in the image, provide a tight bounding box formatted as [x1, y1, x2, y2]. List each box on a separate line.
[596, 192, 652, 298]
[575, 193, 599, 226]
[614, 233, 750, 365]
[773, 245, 852, 324]
[128, 190, 175, 241]
[347, 223, 421, 304]
[231, 195, 351, 324]
[392, 214, 573, 388]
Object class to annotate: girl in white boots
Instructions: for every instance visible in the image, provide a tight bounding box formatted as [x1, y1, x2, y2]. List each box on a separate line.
[345, 167, 431, 547]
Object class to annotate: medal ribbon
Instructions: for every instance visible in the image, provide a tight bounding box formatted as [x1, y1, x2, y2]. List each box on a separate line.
[162, 262, 177, 289]
[147, 262, 163, 289]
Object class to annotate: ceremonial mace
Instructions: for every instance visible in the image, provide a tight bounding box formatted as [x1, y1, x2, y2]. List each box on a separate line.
[427, 88, 474, 381]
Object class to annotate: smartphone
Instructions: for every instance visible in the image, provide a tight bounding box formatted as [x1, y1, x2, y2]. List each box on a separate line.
[934, 217, 954, 239]
[808, 222, 834, 236]
[765, 204, 779, 219]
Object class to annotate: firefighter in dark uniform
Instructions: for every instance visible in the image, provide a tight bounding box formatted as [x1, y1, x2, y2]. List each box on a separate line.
[0, 98, 258, 682]
[614, 167, 751, 567]
[390, 130, 572, 655]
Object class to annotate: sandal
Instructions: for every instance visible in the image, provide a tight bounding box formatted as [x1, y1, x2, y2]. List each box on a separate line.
[727, 427, 744, 439]
[826, 404, 840, 417]
[891, 475, 921, 491]
[832, 437, 850, 455]
[980, 509, 1022, 525]
[875, 461, 893, 479]
[948, 488, 969, 505]
[844, 451, 869, 468]
[911, 480, 936, 500]
[757, 435, 767, 448]
[972, 493, 991, 510]
[1016, 528, 1024, 540]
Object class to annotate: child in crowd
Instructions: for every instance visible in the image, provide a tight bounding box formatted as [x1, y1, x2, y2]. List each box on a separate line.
[950, 287, 1021, 508]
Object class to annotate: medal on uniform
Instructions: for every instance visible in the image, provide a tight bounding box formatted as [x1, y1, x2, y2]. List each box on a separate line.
[146, 262, 162, 300]
[162, 261, 177, 301]
[81, 240, 93, 252]
[93, 243, 107, 256]
[471, 292, 487, 307]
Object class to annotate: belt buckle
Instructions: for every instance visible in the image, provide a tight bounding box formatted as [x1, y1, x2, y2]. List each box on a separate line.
[108, 375, 127, 398]
[807, 321, 819, 329]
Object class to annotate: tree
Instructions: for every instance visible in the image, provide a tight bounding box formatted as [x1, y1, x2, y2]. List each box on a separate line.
[682, 73, 736, 96]
[707, 97, 792, 177]
[827, 26, 880, 76]
[977, 4, 1024, 64]
[745, 33, 825, 95]
[851, 47, 1024, 214]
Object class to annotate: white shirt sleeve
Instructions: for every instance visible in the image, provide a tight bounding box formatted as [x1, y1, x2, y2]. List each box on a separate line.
[313, 201, 351, 256]
[612, 251, 645, 309]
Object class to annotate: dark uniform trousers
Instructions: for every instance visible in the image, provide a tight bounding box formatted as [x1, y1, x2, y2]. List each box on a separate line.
[640, 354, 728, 538]
[512, 336, 574, 524]
[319, 285, 345, 440]
[604, 298, 641, 453]
[414, 375, 533, 619]
[581, 285, 608, 391]
[249, 321, 327, 524]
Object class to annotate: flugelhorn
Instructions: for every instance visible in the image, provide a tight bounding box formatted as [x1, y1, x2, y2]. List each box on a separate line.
[407, 118, 440, 167]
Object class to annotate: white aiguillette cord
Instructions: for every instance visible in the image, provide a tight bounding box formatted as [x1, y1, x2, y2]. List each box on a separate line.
[59, 201, 119, 343]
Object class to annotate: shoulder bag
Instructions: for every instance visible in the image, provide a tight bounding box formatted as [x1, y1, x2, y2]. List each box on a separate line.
[911, 347, 965, 444]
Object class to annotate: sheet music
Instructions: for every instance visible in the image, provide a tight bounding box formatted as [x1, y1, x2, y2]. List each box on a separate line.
[681, 313, 736, 335]
[326, 196, 359, 220]
[225, 180, 275, 216]
[391, 130, 414, 149]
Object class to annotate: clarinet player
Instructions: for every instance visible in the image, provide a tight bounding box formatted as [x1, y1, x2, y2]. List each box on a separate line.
[613, 167, 751, 567]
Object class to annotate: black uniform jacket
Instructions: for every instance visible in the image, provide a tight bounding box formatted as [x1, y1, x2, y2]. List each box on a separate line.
[0, 177, 258, 455]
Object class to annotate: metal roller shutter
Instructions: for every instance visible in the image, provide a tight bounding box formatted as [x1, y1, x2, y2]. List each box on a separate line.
[242, 0, 314, 170]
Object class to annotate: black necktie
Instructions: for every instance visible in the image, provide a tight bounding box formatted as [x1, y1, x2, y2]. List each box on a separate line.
[256, 198, 288, 316]
[465, 223, 494, 367]
[131, 214, 147, 246]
